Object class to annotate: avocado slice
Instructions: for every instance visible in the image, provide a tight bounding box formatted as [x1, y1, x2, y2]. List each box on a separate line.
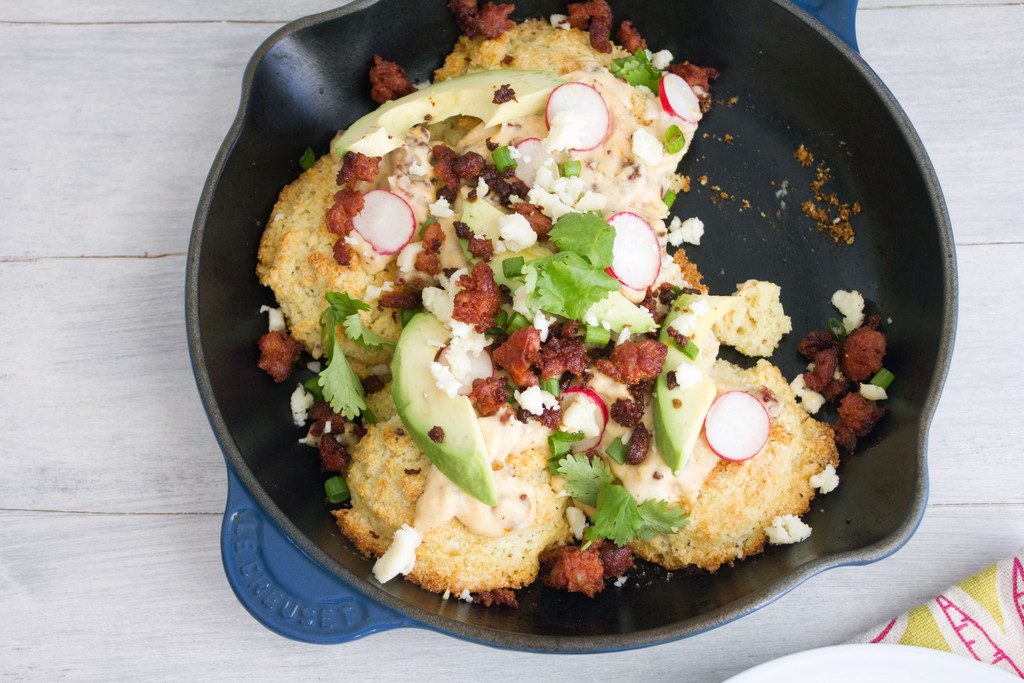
[585, 292, 657, 334]
[653, 293, 739, 472]
[391, 312, 497, 506]
[460, 191, 505, 241]
[336, 69, 565, 158]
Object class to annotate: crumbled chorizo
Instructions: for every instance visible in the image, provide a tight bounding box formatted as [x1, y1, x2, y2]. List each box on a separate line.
[594, 340, 668, 384]
[319, 434, 349, 472]
[414, 222, 445, 276]
[467, 235, 495, 261]
[336, 151, 381, 188]
[431, 145, 460, 194]
[567, 0, 614, 53]
[452, 261, 502, 332]
[512, 202, 553, 237]
[428, 426, 445, 443]
[257, 331, 302, 383]
[798, 328, 840, 359]
[833, 392, 885, 451]
[325, 189, 364, 237]
[531, 406, 563, 430]
[493, 326, 541, 386]
[448, 0, 516, 39]
[469, 376, 508, 416]
[540, 545, 606, 598]
[453, 151, 486, 182]
[610, 397, 644, 428]
[596, 541, 635, 578]
[475, 588, 518, 608]
[803, 345, 839, 393]
[492, 84, 517, 104]
[625, 424, 650, 465]
[308, 401, 344, 437]
[538, 334, 588, 381]
[332, 239, 352, 266]
[841, 326, 886, 382]
[821, 378, 849, 403]
[362, 375, 386, 395]
[482, 165, 529, 206]
[667, 61, 720, 99]
[615, 19, 646, 52]
[377, 287, 421, 310]
[368, 55, 414, 104]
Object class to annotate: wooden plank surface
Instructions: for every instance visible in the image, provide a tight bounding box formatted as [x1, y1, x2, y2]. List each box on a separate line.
[0, 0, 1022, 679]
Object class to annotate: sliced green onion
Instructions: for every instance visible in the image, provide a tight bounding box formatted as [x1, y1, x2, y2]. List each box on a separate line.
[494, 309, 509, 329]
[870, 368, 895, 389]
[584, 324, 611, 346]
[662, 189, 677, 208]
[541, 376, 562, 398]
[506, 312, 531, 333]
[401, 309, 420, 327]
[664, 125, 686, 154]
[560, 160, 582, 177]
[548, 431, 584, 461]
[681, 338, 700, 361]
[827, 317, 848, 340]
[492, 146, 517, 174]
[299, 147, 316, 170]
[502, 256, 525, 279]
[303, 376, 324, 402]
[324, 475, 350, 504]
[605, 436, 628, 465]
[418, 215, 437, 238]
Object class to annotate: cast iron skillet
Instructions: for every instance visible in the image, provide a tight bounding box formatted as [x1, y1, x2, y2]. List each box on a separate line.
[186, 0, 956, 652]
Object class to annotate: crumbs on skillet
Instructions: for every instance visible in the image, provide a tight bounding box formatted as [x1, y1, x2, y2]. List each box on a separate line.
[797, 147, 861, 246]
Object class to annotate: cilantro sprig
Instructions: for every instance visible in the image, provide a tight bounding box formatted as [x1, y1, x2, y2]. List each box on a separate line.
[553, 454, 688, 547]
[315, 291, 373, 419]
[609, 49, 662, 92]
[548, 211, 615, 270]
[322, 291, 394, 350]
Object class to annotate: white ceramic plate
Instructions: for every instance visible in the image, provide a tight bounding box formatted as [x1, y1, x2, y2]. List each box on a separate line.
[726, 644, 1019, 682]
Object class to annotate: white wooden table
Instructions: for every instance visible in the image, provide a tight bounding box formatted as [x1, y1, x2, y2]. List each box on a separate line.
[1, 1, 1022, 679]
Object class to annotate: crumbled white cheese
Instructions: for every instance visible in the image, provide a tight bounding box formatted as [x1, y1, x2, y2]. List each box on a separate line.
[441, 588, 451, 600]
[667, 216, 704, 246]
[631, 128, 665, 166]
[613, 575, 628, 588]
[444, 321, 490, 387]
[323, 420, 332, 434]
[669, 312, 698, 337]
[526, 159, 607, 221]
[670, 360, 703, 390]
[362, 280, 394, 304]
[372, 524, 422, 583]
[421, 286, 452, 322]
[650, 49, 674, 70]
[616, 326, 632, 346]
[561, 400, 601, 440]
[458, 589, 473, 602]
[533, 311, 554, 342]
[475, 175, 489, 198]
[507, 145, 522, 160]
[413, 80, 431, 91]
[259, 305, 286, 332]
[290, 384, 315, 426]
[565, 506, 587, 541]
[549, 13, 570, 29]
[790, 374, 825, 414]
[575, 191, 607, 213]
[831, 289, 865, 331]
[306, 361, 322, 373]
[689, 298, 710, 315]
[512, 285, 533, 318]
[859, 383, 888, 401]
[430, 361, 463, 397]
[408, 160, 428, 177]
[397, 241, 425, 275]
[765, 515, 812, 545]
[545, 110, 584, 153]
[635, 85, 654, 97]
[428, 196, 455, 218]
[810, 464, 840, 494]
[497, 213, 537, 252]
[515, 386, 559, 415]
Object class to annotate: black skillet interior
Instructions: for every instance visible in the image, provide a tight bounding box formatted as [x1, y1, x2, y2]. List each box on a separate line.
[192, 0, 953, 645]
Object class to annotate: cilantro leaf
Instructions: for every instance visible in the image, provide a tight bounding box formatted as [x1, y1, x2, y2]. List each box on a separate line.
[342, 312, 394, 349]
[584, 483, 643, 546]
[549, 212, 615, 270]
[636, 499, 688, 540]
[299, 147, 316, 170]
[317, 337, 366, 419]
[555, 453, 613, 506]
[526, 252, 619, 321]
[325, 291, 370, 318]
[609, 49, 662, 92]
[303, 375, 325, 402]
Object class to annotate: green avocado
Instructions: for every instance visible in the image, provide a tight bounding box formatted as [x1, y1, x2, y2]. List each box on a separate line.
[653, 293, 739, 472]
[460, 191, 505, 241]
[585, 292, 657, 334]
[335, 69, 565, 158]
[391, 312, 496, 506]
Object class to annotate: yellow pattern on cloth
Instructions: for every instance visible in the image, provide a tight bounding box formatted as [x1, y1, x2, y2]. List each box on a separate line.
[852, 551, 1024, 679]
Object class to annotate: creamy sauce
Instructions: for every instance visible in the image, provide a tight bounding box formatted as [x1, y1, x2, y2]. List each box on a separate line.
[387, 126, 435, 224]
[413, 410, 550, 537]
[347, 231, 393, 275]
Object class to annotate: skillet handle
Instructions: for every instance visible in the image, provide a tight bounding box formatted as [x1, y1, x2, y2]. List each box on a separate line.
[220, 467, 411, 643]
[793, 0, 859, 51]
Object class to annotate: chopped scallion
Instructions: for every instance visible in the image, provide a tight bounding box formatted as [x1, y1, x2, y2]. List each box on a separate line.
[560, 160, 582, 177]
[541, 376, 561, 398]
[492, 146, 517, 174]
[827, 317, 848, 340]
[502, 256, 525, 279]
[548, 431, 584, 463]
[494, 309, 509, 329]
[585, 324, 611, 346]
[664, 125, 686, 154]
[303, 376, 324, 401]
[506, 312, 530, 333]
[870, 368, 895, 389]
[324, 475, 350, 504]
[681, 338, 700, 361]
[299, 147, 316, 170]
[418, 215, 437, 238]
[662, 189, 677, 208]
[605, 436, 628, 465]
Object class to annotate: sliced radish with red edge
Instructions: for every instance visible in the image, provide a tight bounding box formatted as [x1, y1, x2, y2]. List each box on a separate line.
[351, 189, 415, 255]
[560, 387, 608, 452]
[704, 391, 770, 462]
[659, 73, 701, 124]
[545, 82, 610, 151]
[607, 212, 661, 290]
[513, 138, 546, 186]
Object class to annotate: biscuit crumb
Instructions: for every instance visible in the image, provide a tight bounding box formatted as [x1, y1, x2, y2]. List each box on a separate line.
[794, 144, 814, 167]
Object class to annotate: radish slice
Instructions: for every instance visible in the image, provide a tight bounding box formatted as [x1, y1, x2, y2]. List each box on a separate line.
[607, 212, 661, 290]
[704, 391, 770, 462]
[659, 73, 702, 124]
[545, 82, 610, 151]
[560, 387, 608, 452]
[351, 189, 415, 255]
[513, 138, 545, 186]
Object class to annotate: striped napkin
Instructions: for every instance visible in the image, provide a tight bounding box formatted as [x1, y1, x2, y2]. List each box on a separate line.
[851, 551, 1024, 678]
